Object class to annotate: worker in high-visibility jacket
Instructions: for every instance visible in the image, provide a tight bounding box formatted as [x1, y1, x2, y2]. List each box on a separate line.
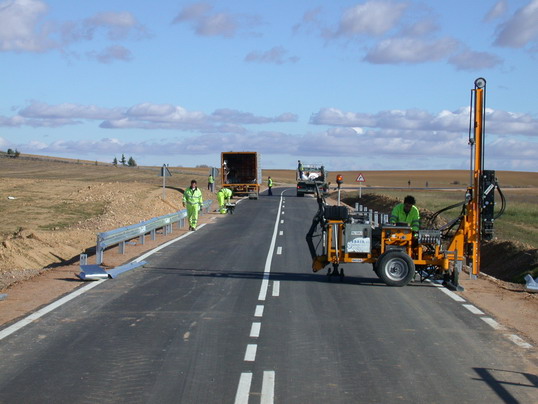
[268, 176, 273, 196]
[217, 187, 233, 214]
[390, 195, 420, 231]
[183, 180, 203, 230]
[208, 174, 215, 192]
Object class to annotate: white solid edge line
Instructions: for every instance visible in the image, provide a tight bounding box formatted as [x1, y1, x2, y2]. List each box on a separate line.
[234, 372, 253, 404]
[505, 334, 533, 349]
[255, 305, 264, 317]
[250, 322, 261, 338]
[244, 344, 257, 361]
[481, 317, 506, 330]
[0, 280, 105, 341]
[0, 222, 207, 341]
[257, 194, 284, 301]
[462, 304, 485, 315]
[272, 281, 280, 297]
[261, 370, 276, 404]
[436, 286, 466, 302]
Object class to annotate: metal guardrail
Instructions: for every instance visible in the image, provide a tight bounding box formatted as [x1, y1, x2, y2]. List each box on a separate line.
[96, 200, 212, 264]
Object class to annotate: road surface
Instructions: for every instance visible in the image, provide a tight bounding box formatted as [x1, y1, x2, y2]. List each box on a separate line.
[0, 187, 536, 403]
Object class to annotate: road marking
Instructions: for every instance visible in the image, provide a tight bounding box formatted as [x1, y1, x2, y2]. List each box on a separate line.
[244, 344, 257, 361]
[257, 195, 284, 301]
[234, 372, 252, 404]
[250, 322, 261, 338]
[272, 281, 280, 297]
[437, 286, 466, 302]
[505, 334, 532, 349]
[281, 211, 285, 215]
[255, 305, 264, 317]
[462, 304, 485, 315]
[280, 220, 284, 224]
[481, 317, 506, 330]
[0, 280, 105, 341]
[279, 231, 283, 236]
[261, 370, 276, 404]
[276, 246, 282, 255]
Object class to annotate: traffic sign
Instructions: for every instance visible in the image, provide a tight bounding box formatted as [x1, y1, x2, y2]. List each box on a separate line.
[356, 173, 365, 182]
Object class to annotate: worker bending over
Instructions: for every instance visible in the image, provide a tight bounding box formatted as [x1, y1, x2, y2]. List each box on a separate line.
[217, 187, 233, 214]
[183, 180, 203, 230]
[390, 195, 420, 231]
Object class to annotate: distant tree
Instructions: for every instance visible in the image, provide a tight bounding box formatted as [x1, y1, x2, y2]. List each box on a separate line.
[6, 148, 20, 158]
[120, 154, 127, 166]
[113, 157, 118, 166]
[128, 157, 137, 167]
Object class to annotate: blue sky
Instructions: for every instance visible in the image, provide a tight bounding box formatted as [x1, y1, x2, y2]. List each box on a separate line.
[1, 0, 537, 171]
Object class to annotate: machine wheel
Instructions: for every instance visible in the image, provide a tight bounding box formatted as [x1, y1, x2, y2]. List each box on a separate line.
[377, 251, 415, 287]
[297, 192, 304, 197]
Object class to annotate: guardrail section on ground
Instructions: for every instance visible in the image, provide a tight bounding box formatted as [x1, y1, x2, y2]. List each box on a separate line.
[96, 200, 212, 264]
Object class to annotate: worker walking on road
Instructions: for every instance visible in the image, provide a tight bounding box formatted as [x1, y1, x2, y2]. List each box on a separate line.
[183, 180, 203, 231]
[267, 176, 273, 196]
[297, 160, 303, 180]
[390, 195, 420, 231]
[217, 187, 233, 214]
[208, 173, 215, 192]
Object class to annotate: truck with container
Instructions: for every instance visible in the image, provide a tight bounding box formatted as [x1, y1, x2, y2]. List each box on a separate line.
[296, 163, 328, 197]
[221, 152, 262, 199]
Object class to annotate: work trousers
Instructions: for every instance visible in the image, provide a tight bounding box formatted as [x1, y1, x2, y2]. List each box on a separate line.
[217, 192, 227, 214]
[186, 204, 200, 228]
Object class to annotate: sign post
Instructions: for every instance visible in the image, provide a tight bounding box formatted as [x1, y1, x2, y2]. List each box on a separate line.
[160, 164, 172, 199]
[356, 173, 366, 198]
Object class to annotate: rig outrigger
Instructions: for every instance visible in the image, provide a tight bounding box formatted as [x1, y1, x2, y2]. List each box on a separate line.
[306, 78, 506, 290]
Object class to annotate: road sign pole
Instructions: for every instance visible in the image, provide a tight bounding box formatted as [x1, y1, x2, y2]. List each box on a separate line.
[359, 184, 362, 199]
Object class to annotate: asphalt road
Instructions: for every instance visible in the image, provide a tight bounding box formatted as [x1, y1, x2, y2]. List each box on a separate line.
[0, 187, 536, 403]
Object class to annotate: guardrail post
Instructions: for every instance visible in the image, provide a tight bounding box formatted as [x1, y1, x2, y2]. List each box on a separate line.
[119, 240, 126, 255]
[140, 233, 145, 245]
[151, 229, 156, 241]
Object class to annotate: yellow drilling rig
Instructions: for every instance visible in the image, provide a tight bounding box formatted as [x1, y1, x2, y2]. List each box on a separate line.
[306, 78, 506, 290]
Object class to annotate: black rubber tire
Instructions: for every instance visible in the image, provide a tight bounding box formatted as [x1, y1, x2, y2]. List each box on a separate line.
[297, 192, 304, 197]
[377, 251, 415, 287]
[323, 206, 349, 221]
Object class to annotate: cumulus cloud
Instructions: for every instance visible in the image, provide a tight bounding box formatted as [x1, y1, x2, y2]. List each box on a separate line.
[1, 101, 297, 132]
[335, 1, 408, 37]
[0, 1, 147, 54]
[448, 50, 503, 71]
[244, 46, 299, 64]
[87, 45, 133, 63]
[364, 37, 459, 64]
[0, 0, 54, 51]
[310, 107, 538, 136]
[172, 2, 259, 38]
[494, 0, 538, 48]
[484, 0, 508, 22]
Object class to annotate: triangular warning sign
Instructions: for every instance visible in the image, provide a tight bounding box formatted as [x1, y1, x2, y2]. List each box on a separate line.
[356, 173, 365, 182]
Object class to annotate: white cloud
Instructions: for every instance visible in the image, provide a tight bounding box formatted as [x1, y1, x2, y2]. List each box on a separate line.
[494, 0, 538, 48]
[448, 50, 503, 71]
[87, 45, 133, 63]
[245, 46, 299, 64]
[335, 1, 408, 37]
[310, 106, 538, 136]
[0, 0, 54, 51]
[364, 37, 459, 64]
[19, 102, 123, 120]
[484, 0, 508, 22]
[172, 2, 259, 38]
